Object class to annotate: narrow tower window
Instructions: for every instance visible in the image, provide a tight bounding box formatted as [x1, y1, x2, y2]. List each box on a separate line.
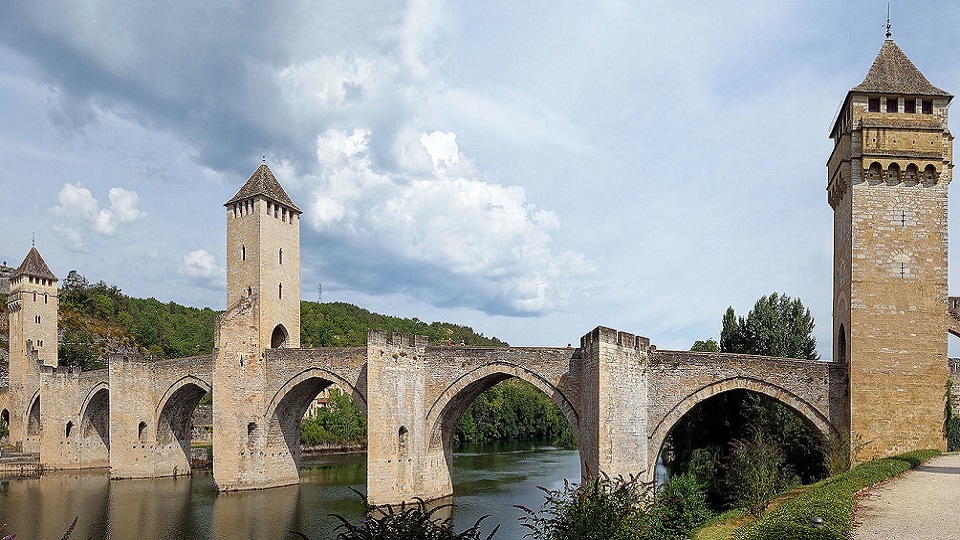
[279, 248, 283, 265]
[904, 99, 916, 113]
[279, 283, 282, 299]
[241, 245, 246, 261]
[886, 97, 897, 113]
[33, 292, 37, 301]
[35, 315, 40, 324]
[44, 293, 48, 304]
[868, 97, 880, 112]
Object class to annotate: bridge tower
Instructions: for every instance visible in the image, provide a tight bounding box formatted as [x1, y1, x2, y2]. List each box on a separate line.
[6, 246, 59, 452]
[223, 161, 302, 349]
[827, 36, 953, 459]
[214, 162, 303, 490]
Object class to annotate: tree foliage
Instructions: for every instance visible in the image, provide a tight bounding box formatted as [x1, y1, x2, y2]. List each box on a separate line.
[322, 495, 498, 540]
[454, 379, 575, 448]
[301, 302, 507, 348]
[518, 474, 711, 540]
[690, 339, 719, 353]
[720, 293, 818, 360]
[300, 388, 367, 446]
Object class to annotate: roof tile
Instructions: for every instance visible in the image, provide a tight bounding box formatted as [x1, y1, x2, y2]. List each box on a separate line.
[224, 164, 302, 213]
[852, 40, 951, 97]
[14, 247, 58, 281]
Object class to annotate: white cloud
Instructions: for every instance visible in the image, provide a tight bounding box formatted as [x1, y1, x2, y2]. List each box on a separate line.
[52, 183, 146, 241]
[178, 249, 225, 288]
[305, 128, 594, 315]
[52, 223, 86, 252]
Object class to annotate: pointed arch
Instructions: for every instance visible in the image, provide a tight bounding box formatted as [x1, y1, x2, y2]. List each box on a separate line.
[648, 376, 837, 474]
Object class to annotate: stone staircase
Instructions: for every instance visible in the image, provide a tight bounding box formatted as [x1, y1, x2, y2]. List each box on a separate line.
[0, 448, 41, 476]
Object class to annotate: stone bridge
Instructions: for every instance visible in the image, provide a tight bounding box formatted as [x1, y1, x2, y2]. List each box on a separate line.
[2, 312, 846, 506]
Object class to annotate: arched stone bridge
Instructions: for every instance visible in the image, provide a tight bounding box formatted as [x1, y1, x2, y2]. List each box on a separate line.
[13, 301, 848, 506]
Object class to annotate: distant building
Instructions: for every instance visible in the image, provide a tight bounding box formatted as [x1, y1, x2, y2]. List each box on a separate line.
[0, 263, 14, 295]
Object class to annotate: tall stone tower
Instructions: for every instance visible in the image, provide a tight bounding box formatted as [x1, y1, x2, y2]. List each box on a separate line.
[6, 246, 59, 451]
[223, 162, 302, 349]
[827, 37, 953, 459]
[215, 162, 303, 490]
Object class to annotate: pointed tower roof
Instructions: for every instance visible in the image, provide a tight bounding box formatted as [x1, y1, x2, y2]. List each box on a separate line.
[14, 246, 58, 281]
[851, 39, 951, 97]
[224, 163, 302, 213]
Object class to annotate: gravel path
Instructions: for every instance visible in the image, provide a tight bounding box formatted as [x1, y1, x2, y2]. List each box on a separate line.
[851, 452, 960, 540]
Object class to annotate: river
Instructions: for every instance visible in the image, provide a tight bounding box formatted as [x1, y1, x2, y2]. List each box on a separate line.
[0, 442, 580, 539]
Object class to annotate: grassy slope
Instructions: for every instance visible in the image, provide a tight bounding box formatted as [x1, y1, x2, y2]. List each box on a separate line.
[695, 449, 940, 540]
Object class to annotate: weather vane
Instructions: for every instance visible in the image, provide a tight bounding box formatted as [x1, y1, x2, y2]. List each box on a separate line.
[31, 232, 35, 247]
[262, 152, 266, 165]
[885, 3, 892, 39]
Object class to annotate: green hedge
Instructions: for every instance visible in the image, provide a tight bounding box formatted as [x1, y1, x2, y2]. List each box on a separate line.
[732, 449, 939, 540]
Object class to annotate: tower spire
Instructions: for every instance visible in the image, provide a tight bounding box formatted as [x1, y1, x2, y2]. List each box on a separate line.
[885, 3, 892, 39]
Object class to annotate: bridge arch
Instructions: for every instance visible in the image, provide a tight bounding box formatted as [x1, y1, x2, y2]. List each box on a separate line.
[154, 375, 212, 475]
[27, 391, 41, 436]
[261, 367, 368, 478]
[80, 385, 110, 451]
[648, 376, 837, 474]
[424, 361, 581, 462]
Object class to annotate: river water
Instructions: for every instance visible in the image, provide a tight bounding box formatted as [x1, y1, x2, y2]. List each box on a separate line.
[0, 442, 580, 539]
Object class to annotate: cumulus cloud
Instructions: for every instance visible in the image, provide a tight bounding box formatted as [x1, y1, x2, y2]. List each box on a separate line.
[51, 183, 146, 248]
[178, 249, 225, 289]
[305, 128, 594, 316]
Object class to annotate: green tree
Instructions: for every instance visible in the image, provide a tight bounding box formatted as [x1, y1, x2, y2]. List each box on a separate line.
[720, 293, 818, 360]
[690, 339, 719, 353]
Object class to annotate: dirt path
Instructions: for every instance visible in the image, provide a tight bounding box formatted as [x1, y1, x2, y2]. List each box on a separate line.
[851, 452, 960, 539]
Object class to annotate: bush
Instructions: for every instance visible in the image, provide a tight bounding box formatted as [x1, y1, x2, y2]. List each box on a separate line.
[316, 496, 498, 540]
[732, 449, 939, 540]
[947, 417, 960, 452]
[518, 473, 711, 540]
[726, 429, 797, 516]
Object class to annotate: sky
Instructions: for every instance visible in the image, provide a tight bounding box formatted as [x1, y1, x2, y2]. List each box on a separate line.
[2, 1, 959, 358]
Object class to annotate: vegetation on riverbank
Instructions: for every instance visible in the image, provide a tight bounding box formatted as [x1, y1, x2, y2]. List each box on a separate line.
[693, 449, 939, 540]
[300, 388, 368, 446]
[454, 378, 575, 448]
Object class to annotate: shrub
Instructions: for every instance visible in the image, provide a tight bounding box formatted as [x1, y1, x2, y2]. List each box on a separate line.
[726, 429, 797, 516]
[518, 473, 711, 540]
[732, 449, 939, 540]
[315, 496, 498, 540]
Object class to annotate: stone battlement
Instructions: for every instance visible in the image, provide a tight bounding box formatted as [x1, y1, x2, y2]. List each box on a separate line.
[579, 326, 651, 351]
[366, 329, 429, 348]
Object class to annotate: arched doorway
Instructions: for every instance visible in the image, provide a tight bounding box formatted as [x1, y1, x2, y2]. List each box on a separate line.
[271, 324, 289, 349]
[1, 408, 9, 442]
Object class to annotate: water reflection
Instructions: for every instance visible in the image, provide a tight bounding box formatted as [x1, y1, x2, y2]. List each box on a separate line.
[0, 445, 578, 539]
